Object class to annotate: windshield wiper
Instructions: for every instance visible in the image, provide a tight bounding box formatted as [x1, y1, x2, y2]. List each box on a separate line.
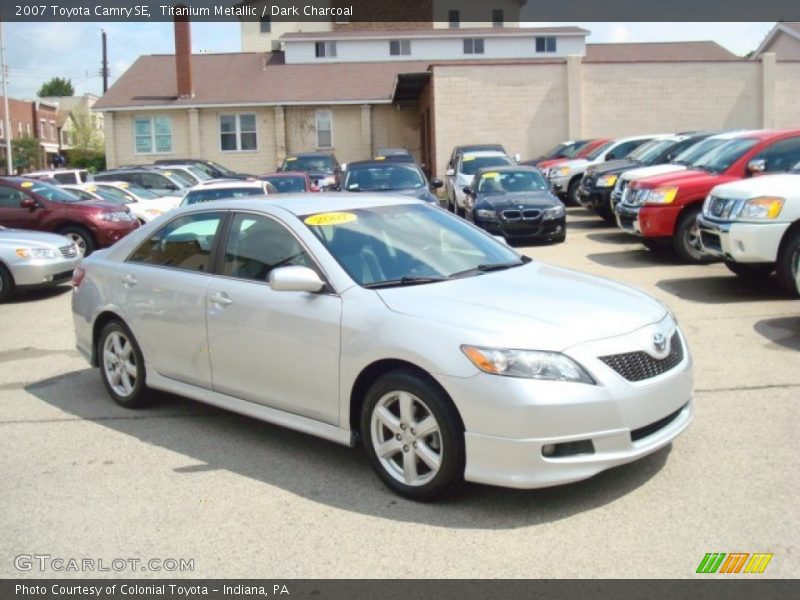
[363, 276, 448, 289]
[448, 259, 529, 279]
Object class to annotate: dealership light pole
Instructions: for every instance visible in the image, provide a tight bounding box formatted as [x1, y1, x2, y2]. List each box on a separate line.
[0, 19, 12, 175]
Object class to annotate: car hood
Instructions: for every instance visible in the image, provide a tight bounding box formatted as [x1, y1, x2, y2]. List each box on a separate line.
[477, 191, 559, 209]
[376, 262, 667, 351]
[356, 187, 438, 203]
[0, 228, 73, 247]
[588, 159, 639, 177]
[552, 158, 589, 172]
[621, 164, 687, 182]
[710, 173, 800, 199]
[635, 169, 727, 189]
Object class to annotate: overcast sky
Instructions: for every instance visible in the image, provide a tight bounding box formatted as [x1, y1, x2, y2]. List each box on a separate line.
[2, 21, 776, 99]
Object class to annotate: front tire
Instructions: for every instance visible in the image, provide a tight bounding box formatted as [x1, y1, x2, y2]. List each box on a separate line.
[724, 261, 774, 279]
[361, 370, 465, 501]
[0, 263, 14, 303]
[673, 206, 714, 263]
[98, 321, 150, 408]
[60, 225, 96, 257]
[776, 229, 800, 297]
[566, 178, 580, 206]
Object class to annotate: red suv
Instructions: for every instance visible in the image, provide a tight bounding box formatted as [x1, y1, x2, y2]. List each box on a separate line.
[0, 177, 139, 255]
[615, 129, 800, 262]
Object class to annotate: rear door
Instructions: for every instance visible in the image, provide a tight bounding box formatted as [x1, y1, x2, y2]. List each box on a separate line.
[205, 211, 342, 424]
[0, 184, 44, 231]
[118, 210, 225, 388]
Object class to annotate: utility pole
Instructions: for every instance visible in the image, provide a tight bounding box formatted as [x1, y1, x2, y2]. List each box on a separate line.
[0, 19, 12, 176]
[101, 29, 109, 93]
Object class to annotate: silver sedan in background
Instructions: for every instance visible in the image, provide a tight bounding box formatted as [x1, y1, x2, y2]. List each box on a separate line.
[0, 226, 79, 302]
[72, 195, 693, 500]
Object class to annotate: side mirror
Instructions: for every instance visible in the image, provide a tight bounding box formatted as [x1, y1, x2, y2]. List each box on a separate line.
[430, 178, 444, 189]
[552, 183, 563, 193]
[445, 168, 455, 177]
[747, 159, 766, 174]
[462, 186, 473, 196]
[339, 163, 347, 172]
[513, 153, 521, 162]
[20, 197, 37, 210]
[269, 266, 325, 293]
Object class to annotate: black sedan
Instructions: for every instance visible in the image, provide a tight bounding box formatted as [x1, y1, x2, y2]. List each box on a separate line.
[279, 152, 342, 190]
[463, 166, 566, 244]
[338, 160, 443, 203]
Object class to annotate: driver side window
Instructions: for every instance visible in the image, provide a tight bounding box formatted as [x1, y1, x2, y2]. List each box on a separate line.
[0, 185, 26, 208]
[222, 213, 313, 282]
[754, 137, 800, 173]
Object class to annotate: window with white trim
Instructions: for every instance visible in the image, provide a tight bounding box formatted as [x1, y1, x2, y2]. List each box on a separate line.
[535, 37, 557, 53]
[315, 42, 337, 58]
[134, 116, 173, 154]
[315, 109, 332, 148]
[463, 38, 485, 55]
[39, 119, 46, 139]
[220, 113, 258, 152]
[389, 40, 411, 56]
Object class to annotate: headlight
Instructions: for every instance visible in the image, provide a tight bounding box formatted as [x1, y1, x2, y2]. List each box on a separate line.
[461, 345, 594, 384]
[15, 247, 60, 259]
[735, 196, 784, 221]
[551, 166, 571, 178]
[597, 174, 618, 188]
[542, 204, 566, 219]
[99, 211, 134, 222]
[145, 209, 163, 216]
[644, 186, 679, 205]
[475, 209, 498, 219]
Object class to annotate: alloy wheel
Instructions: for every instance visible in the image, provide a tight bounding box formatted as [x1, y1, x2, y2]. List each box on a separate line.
[66, 232, 87, 256]
[102, 331, 138, 398]
[370, 390, 443, 486]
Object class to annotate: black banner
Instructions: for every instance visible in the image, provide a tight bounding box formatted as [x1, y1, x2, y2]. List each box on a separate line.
[1, 580, 798, 600]
[1, 0, 799, 23]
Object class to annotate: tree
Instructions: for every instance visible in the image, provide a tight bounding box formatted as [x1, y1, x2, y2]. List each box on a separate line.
[64, 109, 106, 172]
[37, 77, 75, 97]
[12, 136, 41, 171]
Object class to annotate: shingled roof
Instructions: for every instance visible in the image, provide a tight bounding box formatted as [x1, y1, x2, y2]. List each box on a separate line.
[585, 41, 739, 62]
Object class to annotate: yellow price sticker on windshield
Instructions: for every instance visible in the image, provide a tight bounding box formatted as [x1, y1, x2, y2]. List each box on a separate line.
[482, 172, 500, 179]
[118, 182, 129, 188]
[462, 156, 476, 162]
[21, 181, 33, 188]
[304, 212, 358, 226]
[374, 156, 386, 160]
[286, 157, 297, 161]
[164, 171, 173, 176]
[86, 185, 97, 191]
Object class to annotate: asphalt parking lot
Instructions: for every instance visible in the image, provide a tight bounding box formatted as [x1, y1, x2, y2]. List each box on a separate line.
[1, 206, 798, 579]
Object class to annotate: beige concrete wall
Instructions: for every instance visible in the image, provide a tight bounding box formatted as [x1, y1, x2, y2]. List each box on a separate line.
[285, 105, 371, 163]
[371, 105, 421, 159]
[775, 62, 800, 128]
[582, 62, 762, 136]
[430, 63, 568, 178]
[107, 110, 190, 167]
[763, 31, 800, 61]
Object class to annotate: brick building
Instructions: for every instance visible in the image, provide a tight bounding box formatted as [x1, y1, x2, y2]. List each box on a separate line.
[0, 96, 60, 173]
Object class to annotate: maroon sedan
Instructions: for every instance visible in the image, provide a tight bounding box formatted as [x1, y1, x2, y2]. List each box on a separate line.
[0, 177, 139, 256]
[259, 171, 317, 193]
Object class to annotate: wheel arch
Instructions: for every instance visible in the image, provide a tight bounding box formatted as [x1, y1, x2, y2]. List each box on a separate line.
[90, 310, 133, 366]
[777, 219, 800, 256]
[55, 221, 98, 244]
[348, 358, 464, 441]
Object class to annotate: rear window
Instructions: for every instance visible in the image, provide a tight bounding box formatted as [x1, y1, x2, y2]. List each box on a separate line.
[182, 187, 265, 205]
[282, 155, 334, 173]
[262, 176, 308, 193]
[460, 155, 514, 176]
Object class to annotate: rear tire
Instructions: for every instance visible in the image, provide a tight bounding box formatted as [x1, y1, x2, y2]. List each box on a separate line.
[361, 370, 465, 501]
[0, 263, 14, 303]
[673, 206, 714, 263]
[775, 229, 800, 297]
[60, 225, 96, 257]
[724, 261, 774, 279]
[566, 178, 580, 206]
[98, 320, 151, 408]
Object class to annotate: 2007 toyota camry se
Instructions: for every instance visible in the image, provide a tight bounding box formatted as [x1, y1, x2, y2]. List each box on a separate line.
[72, 194, 693, 500]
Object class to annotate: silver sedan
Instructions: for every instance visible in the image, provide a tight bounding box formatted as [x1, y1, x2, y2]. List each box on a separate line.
[72, 194, 693, 500]
[0, 226, 79, 302]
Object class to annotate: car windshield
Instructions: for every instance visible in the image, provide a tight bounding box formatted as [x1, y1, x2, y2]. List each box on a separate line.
[460, 155, 514, 176]
[541, 142, 568, 159]
[161, 170, 194, 187]
[585, 141, 615, 161]
[343, 165, 426, 191]
[263, 176, 308, 193]
[25, 181, 81, 203]
[476, 170, 549, 194]
[183, 187, 265, 205]
[91, 189, 128, 205]
[691, 138, 759, 173]
[671, 138, 727, 165]
[188, 166, 213, 181]
[303, 203, 526, 287]
[628, 139, 674, 163]
[205, 161, 236, 176]
[283, 156, 334, 173]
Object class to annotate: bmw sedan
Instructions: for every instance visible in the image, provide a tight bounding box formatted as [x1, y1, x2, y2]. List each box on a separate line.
[73, 195, 693, 500]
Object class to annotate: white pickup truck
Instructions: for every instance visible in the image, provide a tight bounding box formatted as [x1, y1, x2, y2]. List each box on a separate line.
[697, 168, 800, 296]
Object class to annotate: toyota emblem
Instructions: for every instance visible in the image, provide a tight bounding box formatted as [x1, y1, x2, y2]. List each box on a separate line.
[653, 333, 668, 354]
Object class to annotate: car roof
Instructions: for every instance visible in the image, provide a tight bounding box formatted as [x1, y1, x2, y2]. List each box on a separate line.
[184, 193, 417, 217]
[285, 152, 334, 158]
[346, 160, 421, 169]
[376, 148, 412, 155]
[187, 181, 265, 191]
[456, 144, 505, 153]
[26, 169, 85, 175]
[260, 171, 308, 178]
[474, 165, 541, 174]
[461, 150, 511, 158]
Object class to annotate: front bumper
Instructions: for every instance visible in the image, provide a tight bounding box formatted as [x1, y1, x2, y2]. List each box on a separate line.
[436, 322, 694, 489]
[92, 220, 140, 247]
[615, 202, 679, 239]
[9, 256, 79, 288]
[549, 175, 571, 196]
[697, 216, 789, 264]
[615, 203, 642, 235]
[474, 215, 566, 241]
[577, 185, 613, 211]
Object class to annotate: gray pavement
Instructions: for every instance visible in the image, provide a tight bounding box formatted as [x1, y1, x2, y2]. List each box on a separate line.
[1, 206, 798, 578]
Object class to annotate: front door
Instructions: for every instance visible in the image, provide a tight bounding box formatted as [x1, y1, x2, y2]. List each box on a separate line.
[206, 212, 342, 424]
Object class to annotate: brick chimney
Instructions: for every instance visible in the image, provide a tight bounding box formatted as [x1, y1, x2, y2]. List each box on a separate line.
[174, 6, 193, 98]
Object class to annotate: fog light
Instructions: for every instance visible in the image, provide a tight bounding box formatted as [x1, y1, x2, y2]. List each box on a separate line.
[541, 444, 556, 457]
[542, 440, 595, 458]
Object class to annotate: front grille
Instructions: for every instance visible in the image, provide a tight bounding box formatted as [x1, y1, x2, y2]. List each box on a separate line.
[630, 404, 686, 442]
[60, 244, 78, 258]
[501, 209, 542, 221]
[700, 231, 722, 253]
[704, 195, 740, 220]
[599, 332, 683, 382]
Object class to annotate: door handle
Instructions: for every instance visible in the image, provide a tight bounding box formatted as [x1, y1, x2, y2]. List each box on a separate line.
[121, 274, 138, 286]
[208, 292, 233, 306]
